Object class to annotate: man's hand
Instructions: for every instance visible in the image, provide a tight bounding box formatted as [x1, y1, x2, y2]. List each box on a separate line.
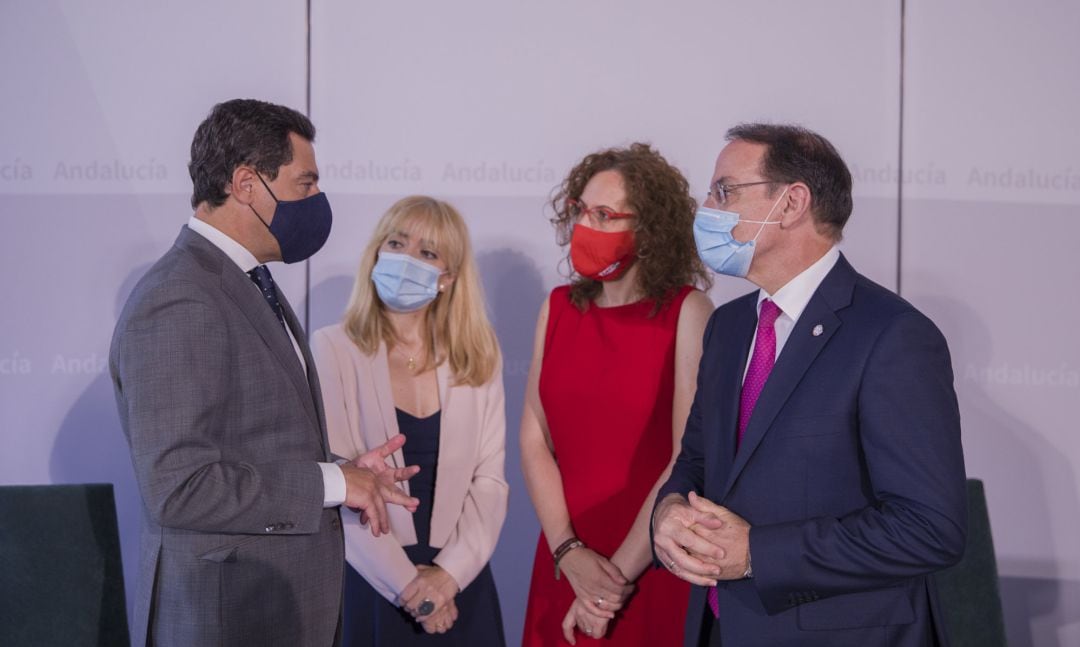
[686, 492, 751, 580]
[652, 492, 726, 586]
[560, 596, 610, 645]
[400, 564, 460, 628]
[353, 434, 415, 474]
[349, 434, 421, 528]
[340, 456, 419, 537]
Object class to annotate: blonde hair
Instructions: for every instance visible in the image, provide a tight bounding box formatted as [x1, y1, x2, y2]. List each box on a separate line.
[342, 195, 500, 387]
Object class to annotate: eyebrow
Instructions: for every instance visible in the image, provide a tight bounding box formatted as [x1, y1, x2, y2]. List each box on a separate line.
[297, 170, 319, 182]
[390, 230, 437, 247]
[580, 199, 618, 211]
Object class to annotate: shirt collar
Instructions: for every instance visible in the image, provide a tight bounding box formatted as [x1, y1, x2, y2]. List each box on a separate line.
[756, 245, 841, 322]
[187, 215, 260, 273]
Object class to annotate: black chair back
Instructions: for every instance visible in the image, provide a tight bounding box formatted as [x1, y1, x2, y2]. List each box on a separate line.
[0, 483, 130, 647]
[933, 478, 1008, 647]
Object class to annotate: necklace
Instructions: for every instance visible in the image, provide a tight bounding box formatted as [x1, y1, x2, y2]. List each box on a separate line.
[394, 343, 423, 373]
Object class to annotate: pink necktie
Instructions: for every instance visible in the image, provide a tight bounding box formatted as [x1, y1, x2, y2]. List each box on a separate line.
[737, 299, 782, 448]
[708, 299, 782, 618]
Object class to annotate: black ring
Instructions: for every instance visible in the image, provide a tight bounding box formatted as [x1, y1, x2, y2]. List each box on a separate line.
[417, 599, 435, 616]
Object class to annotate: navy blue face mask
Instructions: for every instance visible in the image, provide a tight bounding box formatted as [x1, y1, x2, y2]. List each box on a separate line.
[250, 173, 333, 263]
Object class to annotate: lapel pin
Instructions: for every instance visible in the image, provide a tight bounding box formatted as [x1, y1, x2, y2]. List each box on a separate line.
[812, 324, 824, 337]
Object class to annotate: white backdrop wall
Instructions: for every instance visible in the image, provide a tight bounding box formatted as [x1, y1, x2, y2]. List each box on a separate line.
[901, 3, 1080, 645]
[0, 2, 1075, 645]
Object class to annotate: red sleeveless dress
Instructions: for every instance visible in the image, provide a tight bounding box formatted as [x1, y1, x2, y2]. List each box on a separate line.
[522, 285, 692, 646]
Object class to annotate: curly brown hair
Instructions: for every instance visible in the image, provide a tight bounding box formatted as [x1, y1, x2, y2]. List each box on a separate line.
[551, 142, 711, 313]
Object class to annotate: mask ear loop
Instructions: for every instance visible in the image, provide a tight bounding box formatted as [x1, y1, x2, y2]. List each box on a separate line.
[747, 186, 790, 243]
[249, 172, 279, 230]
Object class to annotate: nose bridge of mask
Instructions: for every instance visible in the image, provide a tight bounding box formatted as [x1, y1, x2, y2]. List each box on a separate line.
[379, 251, 441, 286]
[695, 206, 740, 230]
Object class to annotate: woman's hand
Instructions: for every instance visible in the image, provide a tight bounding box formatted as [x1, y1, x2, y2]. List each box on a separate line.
[399, 564, 460, 623]
[558, 548, 634, 618]
[420, 597, 459, 634]
[560, 597, 610, 644]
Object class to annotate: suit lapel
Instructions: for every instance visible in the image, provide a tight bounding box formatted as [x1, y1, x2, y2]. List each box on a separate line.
[278, 292, 330, 457]
[219, 266, 323, 431]
[720, 255, 857, 500]
[177, 227, 324, 438]
[707, 298, 757, 497]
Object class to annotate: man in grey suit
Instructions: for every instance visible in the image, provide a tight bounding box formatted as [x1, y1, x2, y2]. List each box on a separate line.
[110, 99, 418, 646]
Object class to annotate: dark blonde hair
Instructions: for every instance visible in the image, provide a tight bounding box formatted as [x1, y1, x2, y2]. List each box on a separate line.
[550, 143, 711, 312]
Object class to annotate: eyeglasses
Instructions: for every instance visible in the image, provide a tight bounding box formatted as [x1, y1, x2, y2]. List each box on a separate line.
[707, 180, 777, 207]
[566, 198, 634, 223]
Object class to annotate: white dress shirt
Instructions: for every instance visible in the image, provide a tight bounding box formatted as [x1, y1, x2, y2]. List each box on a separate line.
[187, 216, 346, 507]
[743, 246, 841, 383]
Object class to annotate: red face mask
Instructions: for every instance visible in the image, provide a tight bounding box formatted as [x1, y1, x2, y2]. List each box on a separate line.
[570, 224, 636, 281]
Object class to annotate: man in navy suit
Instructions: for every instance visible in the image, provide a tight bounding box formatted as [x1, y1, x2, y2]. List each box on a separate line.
[652, 123, 967, 647]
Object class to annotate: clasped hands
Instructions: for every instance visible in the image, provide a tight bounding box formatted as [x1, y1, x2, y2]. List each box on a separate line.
[399, 564, 460, 634]
[339, 433, 421, 537]
[652, 492, 751, 586]
[558, 547, 635, 644]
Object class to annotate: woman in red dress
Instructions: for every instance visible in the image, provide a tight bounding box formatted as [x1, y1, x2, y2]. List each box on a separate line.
[521, 144, 714, 645]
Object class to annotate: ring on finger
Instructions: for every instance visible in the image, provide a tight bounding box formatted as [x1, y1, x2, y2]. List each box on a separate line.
[596, 596, 603, 607]
[416, 599, 435, 616]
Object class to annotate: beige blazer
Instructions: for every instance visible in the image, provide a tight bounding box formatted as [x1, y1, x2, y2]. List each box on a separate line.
[311, 323, 508, 604]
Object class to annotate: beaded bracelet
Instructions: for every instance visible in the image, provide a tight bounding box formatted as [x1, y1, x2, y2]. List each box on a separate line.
[552, 537, 585, 580]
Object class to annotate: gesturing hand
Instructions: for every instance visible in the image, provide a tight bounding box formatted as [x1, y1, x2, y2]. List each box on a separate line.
[560, 596, 610, 645]
[340, 462, 419, 537]
[652, 492, 726, 586]
[399, 564, 460, 627]
[558, 548, 634, 619]
[349, 434, 421, 529]
[353, 434, 417, 475]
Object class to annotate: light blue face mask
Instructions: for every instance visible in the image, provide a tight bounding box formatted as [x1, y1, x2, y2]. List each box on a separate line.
[693, 186, 788, 278]
[371, 252, 443, 312]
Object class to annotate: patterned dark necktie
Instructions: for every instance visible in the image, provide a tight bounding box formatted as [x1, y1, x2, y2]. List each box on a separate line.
[247, 265, 287, 331]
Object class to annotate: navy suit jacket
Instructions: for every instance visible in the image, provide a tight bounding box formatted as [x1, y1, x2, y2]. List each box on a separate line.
[658, 254, 967, 647]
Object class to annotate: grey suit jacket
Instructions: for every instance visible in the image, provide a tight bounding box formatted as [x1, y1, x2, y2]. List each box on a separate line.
[110, 226, 344, 646]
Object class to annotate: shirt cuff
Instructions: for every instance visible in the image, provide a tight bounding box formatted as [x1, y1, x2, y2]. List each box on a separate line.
[319, 462, 347, 508]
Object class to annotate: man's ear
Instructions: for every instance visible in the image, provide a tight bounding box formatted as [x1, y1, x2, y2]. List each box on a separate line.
[230, 165, 258, 206]
[779, 182, 812, 229]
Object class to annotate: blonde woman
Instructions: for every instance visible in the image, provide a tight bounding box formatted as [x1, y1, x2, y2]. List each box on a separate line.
[312, 196, 508, 646]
